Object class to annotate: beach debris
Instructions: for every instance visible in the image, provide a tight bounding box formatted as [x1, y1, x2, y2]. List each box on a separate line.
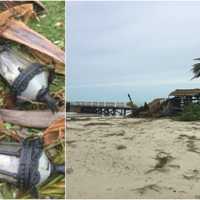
[66, 140, 76, 148]
[183, 169, 200, 181]
[50, 89, 65, 110]
[130, 102, 149, 117]
[128, 88, 200, 118]
[45, 138, 65, 164]
[154, 152, 173, 169]
[0, 123, 22, 142]
[133, 184, 161, 195]
[66, 167, 73, 175]
[102, 130, 125, 137]
[0, 109, 64, 128]
[0, 137, 64, 198]
[29, 48, 65, 75]
[0, 3, 36, 26]
[43, 117, 65, 146]
[142, 87, 200, 118]
[0, 89, 15, 109]
[131, 99, 165, 117]
[115, 144, 127, 150]
[31, 174, 65, 199]
[0, 1, 46, 15]
[146, 151, 174, 174]
[84, 122, 112, 126]
[177, 134, 200, 154]
[43, 117, 65, 164]
[0, 19, 64, 65]
[130, 96, 183, 118]
[0, 46, 58, 112]
[148, 98, 165, 116]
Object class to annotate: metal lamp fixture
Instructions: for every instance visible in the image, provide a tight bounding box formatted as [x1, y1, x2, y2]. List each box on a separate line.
[0, 45, 57, 112]
[0, 138, 64, 198]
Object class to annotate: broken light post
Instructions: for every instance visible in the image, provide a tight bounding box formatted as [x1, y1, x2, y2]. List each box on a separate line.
[0, 45, 57, 112]
[0, 138, 64, 198]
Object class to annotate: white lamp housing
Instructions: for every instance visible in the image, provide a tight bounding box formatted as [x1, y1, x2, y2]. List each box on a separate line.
[0, 45, 57, 112]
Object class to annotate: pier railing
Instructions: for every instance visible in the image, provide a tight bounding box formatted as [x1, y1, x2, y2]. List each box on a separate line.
[69, 101, 130, 108]
[67, 101, 133, 116]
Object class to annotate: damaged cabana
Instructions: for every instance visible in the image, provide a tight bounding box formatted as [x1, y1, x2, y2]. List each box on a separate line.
[168, 88, 200, 108]
[130, 88, 200, 118]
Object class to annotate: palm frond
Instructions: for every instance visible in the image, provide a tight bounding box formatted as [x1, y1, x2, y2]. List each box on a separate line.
[39, 175, 65, 199]
[191, 63, 200, 79]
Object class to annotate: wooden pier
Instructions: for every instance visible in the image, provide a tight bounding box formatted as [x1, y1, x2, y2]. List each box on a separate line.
[66, 101, 134, 116]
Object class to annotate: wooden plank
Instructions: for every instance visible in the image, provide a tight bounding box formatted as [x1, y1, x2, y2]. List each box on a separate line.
[1, 19, 65, 64]
[0, 109, 64, 128]
[0, 1, 46, 14]
[29, 49, 64, 75]
[0, 4, 35, 31]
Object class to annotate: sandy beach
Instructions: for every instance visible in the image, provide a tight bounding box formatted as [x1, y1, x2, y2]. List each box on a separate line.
[67, 116, 200, 199]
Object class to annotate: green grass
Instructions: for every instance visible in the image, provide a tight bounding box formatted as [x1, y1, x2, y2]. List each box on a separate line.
[176, 104, 200, 121]
[28, 1, 65, 49]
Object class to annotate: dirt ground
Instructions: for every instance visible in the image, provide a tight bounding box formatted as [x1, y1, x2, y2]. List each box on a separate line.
[67, 116, 200, 199]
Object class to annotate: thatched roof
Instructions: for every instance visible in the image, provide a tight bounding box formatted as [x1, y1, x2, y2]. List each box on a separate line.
[169, 89, 200, 97]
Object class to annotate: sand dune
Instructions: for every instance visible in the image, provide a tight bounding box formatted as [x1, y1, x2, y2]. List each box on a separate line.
[67, 116, 200, 198]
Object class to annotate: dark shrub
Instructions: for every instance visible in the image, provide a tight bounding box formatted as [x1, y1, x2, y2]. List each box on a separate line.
[176, 104, 200, 121]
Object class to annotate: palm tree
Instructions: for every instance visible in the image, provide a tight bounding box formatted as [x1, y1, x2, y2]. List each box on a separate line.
[192, 58, 200, 79]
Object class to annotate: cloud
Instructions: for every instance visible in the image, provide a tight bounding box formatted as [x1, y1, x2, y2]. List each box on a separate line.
[68, 1, 200, 103]
[69, 75, 200, 89]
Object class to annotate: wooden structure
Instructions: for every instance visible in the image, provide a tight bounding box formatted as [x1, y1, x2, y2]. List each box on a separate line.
[66, 101, 134, 116]
[168, 88, 200, 108]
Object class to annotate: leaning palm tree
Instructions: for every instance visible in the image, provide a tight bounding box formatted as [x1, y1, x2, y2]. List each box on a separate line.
[192, 58, 200, 79]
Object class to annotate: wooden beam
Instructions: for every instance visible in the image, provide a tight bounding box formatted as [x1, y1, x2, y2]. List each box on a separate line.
[1, 19, 65, 64]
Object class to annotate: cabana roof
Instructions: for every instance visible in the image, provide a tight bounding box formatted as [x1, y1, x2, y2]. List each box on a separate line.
[169, 89, 200, 97]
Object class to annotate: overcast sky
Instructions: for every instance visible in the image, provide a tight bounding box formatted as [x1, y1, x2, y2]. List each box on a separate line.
[68, 1, 200, 105]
